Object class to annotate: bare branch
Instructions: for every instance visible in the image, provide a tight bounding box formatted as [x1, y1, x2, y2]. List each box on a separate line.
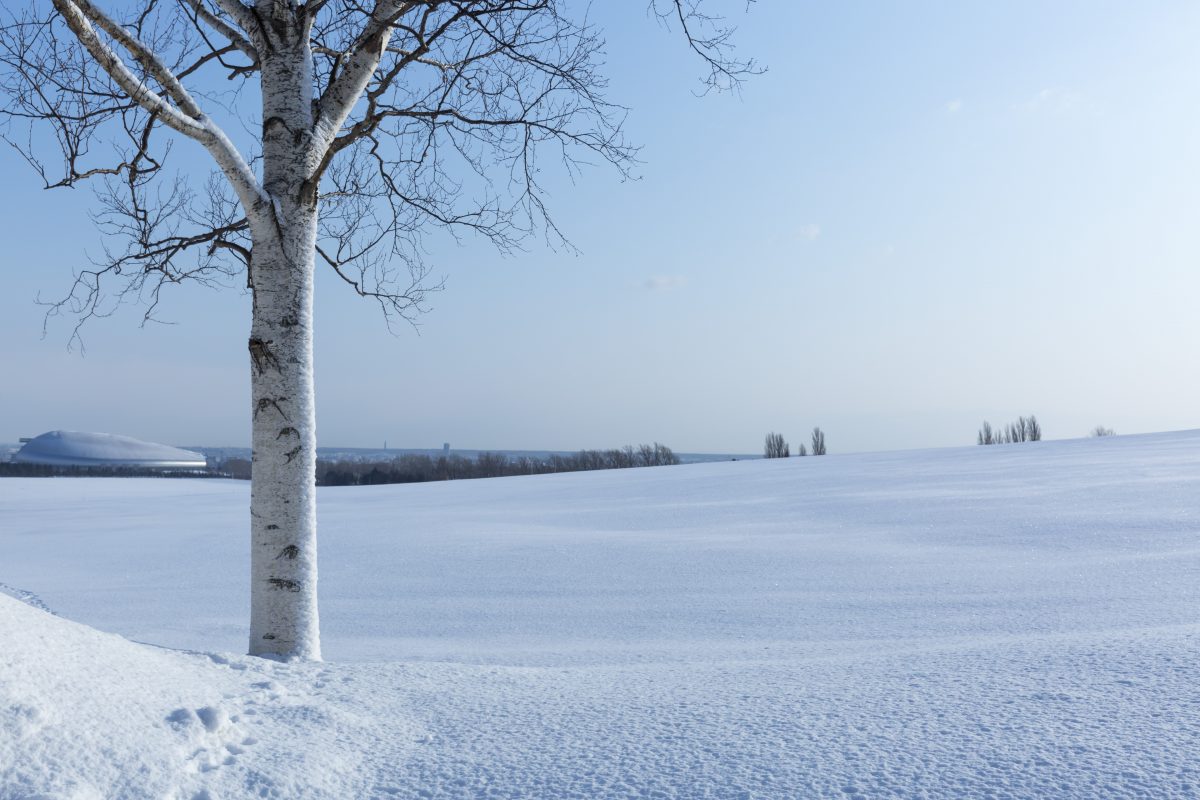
[209, 0, 261, 42]
[3, 0, 752, 339]
[41, 167, 251, 350]
[51, 0, 207, 136]
[652, 0, 762, 93]
[44, 0, 264, 212]
[313, 0, 419, 142]
[316, 242, 439, 329]
[177, 0, 260, 64]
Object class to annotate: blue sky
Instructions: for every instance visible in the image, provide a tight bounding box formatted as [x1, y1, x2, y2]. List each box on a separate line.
[3, 1, 1200, 454]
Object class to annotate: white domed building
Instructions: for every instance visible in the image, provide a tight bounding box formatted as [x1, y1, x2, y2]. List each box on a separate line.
[11, 431, 207, 470]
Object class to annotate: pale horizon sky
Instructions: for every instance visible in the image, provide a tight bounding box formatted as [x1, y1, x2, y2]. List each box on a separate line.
[3, 2, 1200, 454]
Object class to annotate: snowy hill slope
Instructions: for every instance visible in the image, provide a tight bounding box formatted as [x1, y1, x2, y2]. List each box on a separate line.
[2, 431, 1200, 797]
[0, 594, 393, 800]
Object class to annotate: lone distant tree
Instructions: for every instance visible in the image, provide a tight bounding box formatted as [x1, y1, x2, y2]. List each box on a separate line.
[1, 1, 754, 660]
[810, 426, 826, 456]
[1091, 425, 1115, 437]
[764, 432, 789, 459]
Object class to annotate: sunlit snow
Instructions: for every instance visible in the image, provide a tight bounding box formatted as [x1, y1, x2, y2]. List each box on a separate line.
[2, 431, 1199, 798]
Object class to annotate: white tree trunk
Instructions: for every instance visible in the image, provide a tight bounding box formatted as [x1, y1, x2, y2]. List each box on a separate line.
[247, 213, 320, 660]
[247, 33, 322, 661]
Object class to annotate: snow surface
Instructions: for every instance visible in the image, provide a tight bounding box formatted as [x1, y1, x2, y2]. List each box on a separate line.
[2, 431, 1199, 798]
[10, 430, 206, 468]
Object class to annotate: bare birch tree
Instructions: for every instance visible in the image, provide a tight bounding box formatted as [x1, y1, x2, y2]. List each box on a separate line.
[810, 426, 825, 456]
[764, 432, 788, 459]
[0, 1, 754, 660]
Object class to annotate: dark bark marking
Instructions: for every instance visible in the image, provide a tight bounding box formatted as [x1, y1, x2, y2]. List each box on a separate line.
[284, 445, 302, 463]
[245, 5, 274, 53]
[268, 577, 302, 592]
[367, 28, 387, 59]
[299, 178, 318, 209]
[279, 314, 298, 328]
[266, 524, 280, 531]
[276, 426, 299, 440]
[263, 115, 289, 137]
[262, 633, 276, 640]
[254, 397, 289, 420]
[268, 17, 289, 43]
[248, 337, 281, 375]
[276, 544, 300, 560]
[263, 114, 309, 146]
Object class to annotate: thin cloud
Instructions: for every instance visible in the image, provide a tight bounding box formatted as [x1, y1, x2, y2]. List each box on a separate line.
[1015, 87, 1080, 112]
[642, 275, 688, 291]
[945, 99, 963, 114]
[797, 223, 821, 241]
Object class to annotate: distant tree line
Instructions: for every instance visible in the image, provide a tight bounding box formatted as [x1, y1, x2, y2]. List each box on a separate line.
[1090, 426, 1115, 437]
[0, 463, 217, 479]
[214, 443, 681, 486]
[977, 415, 1041, 445]
[763, 427, 826, 458]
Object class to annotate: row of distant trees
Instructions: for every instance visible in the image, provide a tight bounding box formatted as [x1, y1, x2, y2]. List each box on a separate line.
[977, 416, 1118, 445]
[216, 443, 681, 486]
[978, 416, 1042, 445]
[766, 417, 1124, 455]
[764, 428, 827, 458]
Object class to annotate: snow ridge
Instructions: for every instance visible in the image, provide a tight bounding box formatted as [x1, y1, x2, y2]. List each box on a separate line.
[0, 582, 55, 615]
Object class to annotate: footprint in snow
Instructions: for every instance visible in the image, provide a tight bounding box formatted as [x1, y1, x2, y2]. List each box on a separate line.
[3, 703, 47, 739]
[167, 705, 257, 775]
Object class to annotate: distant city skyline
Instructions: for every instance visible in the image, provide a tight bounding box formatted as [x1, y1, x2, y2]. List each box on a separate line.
[3, 2, 1200, 454]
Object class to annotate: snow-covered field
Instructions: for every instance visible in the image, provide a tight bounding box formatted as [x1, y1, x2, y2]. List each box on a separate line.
[2, 431, 1199, 799]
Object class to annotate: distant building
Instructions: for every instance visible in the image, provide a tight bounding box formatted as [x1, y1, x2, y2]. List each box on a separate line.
[11, 431, 207, 470]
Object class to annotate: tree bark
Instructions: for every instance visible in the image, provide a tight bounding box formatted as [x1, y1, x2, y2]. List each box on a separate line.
[247, 30, 322, 661]
[247, 211, 320, 660]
